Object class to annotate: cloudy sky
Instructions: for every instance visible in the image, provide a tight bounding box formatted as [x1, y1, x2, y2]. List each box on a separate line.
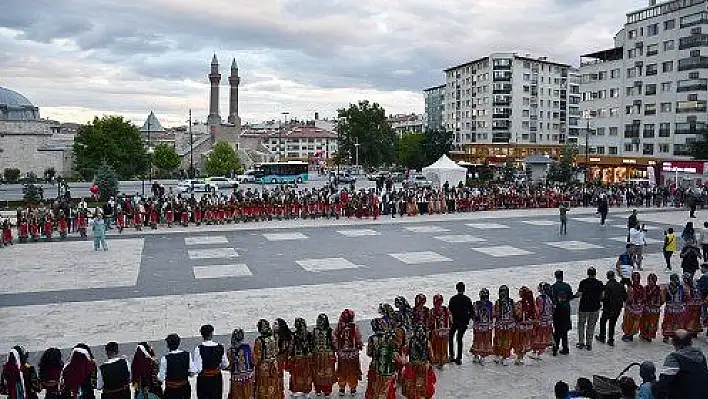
[0, 0, 646, 127]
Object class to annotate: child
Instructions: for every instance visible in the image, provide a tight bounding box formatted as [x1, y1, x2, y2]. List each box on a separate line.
[637, 361, 655, 399]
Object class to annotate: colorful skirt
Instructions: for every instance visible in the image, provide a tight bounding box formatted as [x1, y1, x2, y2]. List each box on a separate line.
[512, 325, 533, 357]
[429, 329, 448, 366]
[288, 355, 313, 394]
[622, 307, 643, 336]
[530, 324, 553, 354]
[227, 373, 254, 399]
[684, 303, 704, 333]
[401, 362, 436, 399]
[312, 352, 336, 394]
[662, 307, 685, 339]
[364, 368, 395, 399]
[255, 361, 282, 399]
[493, 327, 513, 358]
[336, 353, 362, 389]
[470, 327, 493, 357]
[639, 311, 660, 340]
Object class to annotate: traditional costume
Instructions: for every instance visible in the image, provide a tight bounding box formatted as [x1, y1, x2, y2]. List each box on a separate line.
[493, 285, 515, 365]
[401, 324, 436, 399]
[683, 273, 704, 335]
[640, 273, 662, 341]
[428, 295, 450, 368]
[193, 338, 227, 399]
[273, 318, 292, 386]
[159, 347, 194, 399]
[226, 329, 255, 399]
[513, 286, 537, 364]
[98, 356, 130, 399]
[60, 346, 97, 399]
[311, 314, 336, 396]
[253, 320, 282, 399]
[412, 294, 430, 331]
[289, 318, 313, 395]
[1, 347, 39, 399]
[334, 309, 362, 396]
[661, 274, 686, 341]
[531, 283, 554, 356]
[622, 272, 645, 341]
[471, 288, 494, 363]
[365, 319, 397, 399]
[131, 343, 162, 399]
[38, 348, 63, 399]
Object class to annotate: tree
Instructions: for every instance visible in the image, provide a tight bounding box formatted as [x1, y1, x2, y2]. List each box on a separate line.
[421, 129, 453, 165]
[22, 172, 43, 203]
[73, 116, 148, 180]
[3, 168, 20, 184]
[396, 133, 427, 170]
[547, 145, 578, 184]
[501, 161, 518, 182]
[336, 100, 397, 168]
[691, 129, 708, 159]
[43, 167, 56, 183]
[205, 141, 241, 177]
[94, 162, 119, 201]
[152, 143, 181, 177]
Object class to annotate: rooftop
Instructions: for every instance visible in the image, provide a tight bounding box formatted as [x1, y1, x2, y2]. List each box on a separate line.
[0, 86, 40, 121]
[267, 125, 337, 139]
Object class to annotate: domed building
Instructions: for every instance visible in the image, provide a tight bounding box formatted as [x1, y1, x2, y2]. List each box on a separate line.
[0, 86, 73, 177]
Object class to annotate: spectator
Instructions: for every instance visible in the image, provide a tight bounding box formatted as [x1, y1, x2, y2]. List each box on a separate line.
[596, 270, 627, 347]
[576, 267, 604, 351]
[448, 281, 473, 365]
[681, 222, 695, 249]
[617, 244, 635, 286]
[638, 361, 656, 399]
[679, 239, 702, 278]
[618, 376, 638, 399]
[569, 377, 597, 398]
[663, 228, 679, 273]
[551, 270, 574, 356]
[698, 222, 708, 260]
[653, 329, 708, 399]
[555, 380, 570, 399]
[628, 225, 647, 270]
[697, 264, 708, 326]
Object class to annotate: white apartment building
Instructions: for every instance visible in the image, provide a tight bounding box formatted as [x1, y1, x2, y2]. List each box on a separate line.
[442, 52, 573, 150]
[262, 125, 338, 161]
[580, 0, 708, 162]
[388, 113, 424, 137]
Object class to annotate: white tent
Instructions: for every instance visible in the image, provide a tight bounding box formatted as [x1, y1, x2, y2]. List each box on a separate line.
[421, 154, 468, 188]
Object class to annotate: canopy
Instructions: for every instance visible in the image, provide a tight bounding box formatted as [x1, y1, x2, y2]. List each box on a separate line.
[421, 154, 468, 188]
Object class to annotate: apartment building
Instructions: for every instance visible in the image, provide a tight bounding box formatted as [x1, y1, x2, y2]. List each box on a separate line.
[423, 84, 445, 132]
[579, 0, 708, 182]
[441, 53, 573, 164]
[388, 113, 424, 137]
[262, 125, 338, 161]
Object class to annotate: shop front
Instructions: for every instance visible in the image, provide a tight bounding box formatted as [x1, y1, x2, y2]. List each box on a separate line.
[661, 160, 708, 187]
[578, 156, 661, 184]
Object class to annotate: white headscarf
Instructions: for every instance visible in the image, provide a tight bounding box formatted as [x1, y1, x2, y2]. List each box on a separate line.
[8, 349, 26, 399]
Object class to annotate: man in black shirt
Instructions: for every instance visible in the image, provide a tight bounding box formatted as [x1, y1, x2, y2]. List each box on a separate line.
[98, 342, 130, 399]
[576, 267, 604, 351]
[193, 325, 228, 399]
[551, 270, 574, 356]
[159, 334, 196, 399]
[595, 270, 627, 347]
[448, 281, 473, 365]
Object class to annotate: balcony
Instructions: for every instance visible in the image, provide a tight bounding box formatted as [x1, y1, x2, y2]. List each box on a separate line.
[492, 100, 511, 106]
[659, 129, 671, 137]
[492, 132, 511, 143]
[675, 122, 707, 134]
[676, 101, 708, 113]
[677, 78, 708, 92]
[679, 34, 708, 50]
[493, 74, 512, 82]
[644, 109, 657, 115]
[493, 112, 512, 119]
[624, 127, 640, 139]
[678, 56, 708, 71]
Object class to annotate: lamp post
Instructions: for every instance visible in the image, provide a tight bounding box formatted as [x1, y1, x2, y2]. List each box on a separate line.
[580, 115, 592, 183]
[354, 138, 360, 169]
[279, 111, 289, 161]
[188, 109, 193, 178]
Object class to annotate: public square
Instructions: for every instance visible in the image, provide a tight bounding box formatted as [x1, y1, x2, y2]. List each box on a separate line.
[2, 206, 706, 397]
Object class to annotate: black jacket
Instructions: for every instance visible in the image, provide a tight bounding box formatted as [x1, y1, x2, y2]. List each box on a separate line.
[602, 279, 627, 314]
[448, 293, 473, 327]
[654, 346, 708, 399]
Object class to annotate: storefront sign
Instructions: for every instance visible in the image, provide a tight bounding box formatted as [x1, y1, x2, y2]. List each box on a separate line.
[589, 157, 601, 162]
[622, 159, 636, 164]
[662, 161, 705, 174]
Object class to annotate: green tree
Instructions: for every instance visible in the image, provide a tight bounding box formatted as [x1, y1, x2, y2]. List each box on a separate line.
[547, 145, 578, 184]
[422, 129, 453, 165]
[396, 133, 427, 170]
[691, 129, 708, 159]
[501, 161, 518, 182]
[336, 100, 397, 168]
[152, 143, 181, 177]
[94, 162, 119, 201]
[205, 141, 241, 177]
[43, 167, 56, 182]
[73, 116, 148, 180]
[3, 168, 21, 184]
[22, 172, 43, 203]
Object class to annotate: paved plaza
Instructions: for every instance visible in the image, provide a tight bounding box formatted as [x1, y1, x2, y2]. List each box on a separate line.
[1, 206, 707, 397]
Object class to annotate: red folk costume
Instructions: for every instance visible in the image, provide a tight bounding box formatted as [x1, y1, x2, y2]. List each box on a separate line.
[28, 219, 39, 242]
[532, 284, 555, 355]
[661, 274, 686, 340]
[43, 216, 53, 240]
[640, 273, 662, 341]
[622, 272, 645, 339]
[60, 347, 97, 399]
[470, 289, 494, 361]
[18, 219, 28, 243]
[132, 208, 143, 230]
[427, 295, 450, 368]
[311, 314, 337, 396]
[57, 215, 68, 238]
[288, 318, 313, 396]
[2, 220, 14, 245]
[682, 274, 704, 334]
[412, 294, 430, 332]
[334, 310, 362, 395]
[165, 207, 174, 227]
[1, 348, 39, 399]
[513, 286, 537, 362]
[493, 285, 515, 362]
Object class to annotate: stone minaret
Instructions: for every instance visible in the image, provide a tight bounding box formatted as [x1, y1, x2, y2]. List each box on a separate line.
[207, 54, 221, 126]
[228, 58, 241, 127]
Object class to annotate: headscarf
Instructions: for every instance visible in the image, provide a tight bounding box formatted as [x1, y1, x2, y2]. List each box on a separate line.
[433, 294, 444, 309]
[61, 345, 94, 392]
[682, 272, 694, 287]
[295, 318, 308, 335]
[342, 309, 354, 323]
[3, 347, 25, 399]
[630, 271, 646, 301]
[257, 319, 272, 337]
[519, 286, 537, 319]
[479, 288, 490, 301]
[414, 294, 427, 308]
[231, 329, 245, 347]
[668, 274, 684, 301]
[645, 273, 660, 304]
[371, 318, 385, 335]
[499, 285, 510, 300]
[131, 343, 155, 384]
[316, 313, 330, 330]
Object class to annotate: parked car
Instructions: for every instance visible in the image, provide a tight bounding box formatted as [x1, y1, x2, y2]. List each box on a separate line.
[403, 174, 433, 189]
[177, 179, 218, 193]
[237, 170, 257, 183]
[367, 170, 390, 181]
[205, 176, 238, 189]
[330, 171, 356, 184]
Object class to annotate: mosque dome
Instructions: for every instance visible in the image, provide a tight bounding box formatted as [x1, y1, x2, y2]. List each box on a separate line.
[0, 86, 40, 121]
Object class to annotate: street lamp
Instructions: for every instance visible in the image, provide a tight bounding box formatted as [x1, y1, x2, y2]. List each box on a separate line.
[354, 138, 360, 170]
[188, 109, 194, 178]
[581, 113, 593, 183]
[279, 111, 289, 161]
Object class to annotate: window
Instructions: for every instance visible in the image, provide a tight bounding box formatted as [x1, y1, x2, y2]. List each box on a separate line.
[523, 97, 530, 105]
[664, 40, 675, 51]
[660, 102, 672, 112]
[596, 127, 606, 135]
[659, 123, 671, 137]
[647, 24, 659, 37]
[647, 44, 659, 56]
[643, 123, 655, 137]
[646, 84, 657, 95]
[523, 73, 530, 81]
[610, 88, 620, 98]
[628, 29, 638, 39]
[611, 69, 620, 79]
[624, 143, 634, 152]
[596, 147, 605, 155]
[609, 146, 618, 155]
[609, 127, 618, 136]
[645, 104, 656, 115]
[646, 64, 658, 76]
[522, 110, 530, 117]
[689, 72, 700, 79]
[643, 144, 654, 155]
[664, 19, 675, 30]
[627, 67, 637, 78]
[662, 61, 673, 73]
[598, 71, 607, 80]
[661, 81, 672, 92]
[659, 144, 670, 153]
[690, 49, 701, 57]
[681, 11, 708, 29]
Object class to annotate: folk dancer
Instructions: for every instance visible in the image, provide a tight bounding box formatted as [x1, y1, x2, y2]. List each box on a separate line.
[513, 286, 537, 365]
[493, 285, 515, 366]
[193, 325, 228, 399]
[661, 274, 686, 343]
[57, 211, 68, 239]
[78, 210, 89, 237]
[334, 309, 362, 396]
[226, 329, 255, 399]
[133, 204, 143, 231]
[393, 297, 413, 337]
[38, 348, 63, 399]
[42, 214, 53, 240]
[273, 318, 292, 389]
[97, 342, 130, 399]
[131, 343, 162, 399]
[531, 283, 555, 357]
[17, 217, 28, 244]
[621, 272, 645, 342]
[682, 272, 704, 336]
[289, 318, 313, 396]
[28, 216, 39, 242]
[401, 324, 436, 399]
[470, 288, 493, 364]
[428, 295, 450, 369]
[60, 344, 97, 399]
[365, 319, 398, 399]
[1, 347, 39, 399]
[639, 274, 662, 342]
[253, 319, 282, 399]
[312, 314, 337, 397]
[412, 294, 430, 332]
[158, 334, 197, 399]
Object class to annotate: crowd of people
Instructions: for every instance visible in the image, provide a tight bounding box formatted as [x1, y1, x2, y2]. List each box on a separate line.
[1, 180, 704, 248]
